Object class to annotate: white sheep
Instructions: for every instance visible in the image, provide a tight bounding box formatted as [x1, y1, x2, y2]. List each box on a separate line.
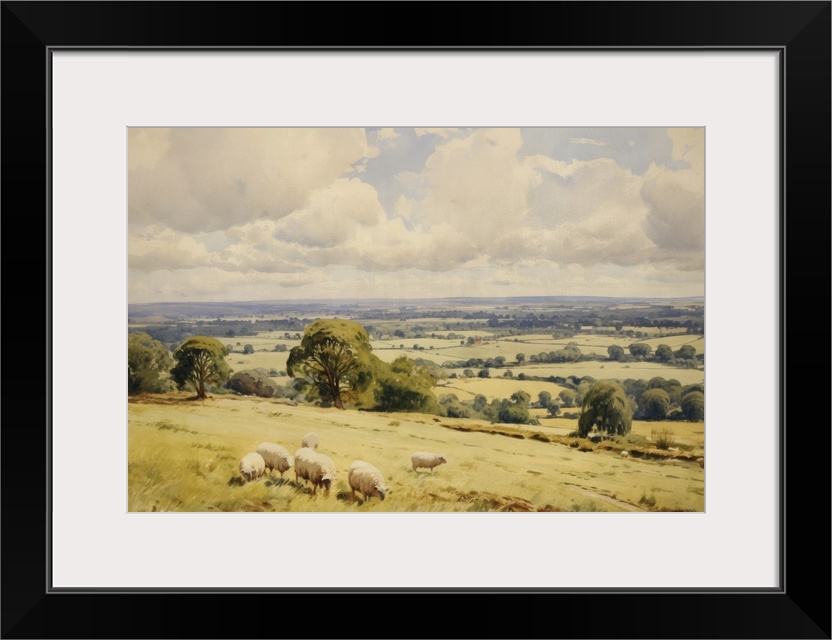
[348, 460, 388, 501]
[256, 442, 294, 477]
[294, 447, 336, 494]
[411, 451, 447, 473]
[239, 452, 266, 483]
[301, 432, 320, 449]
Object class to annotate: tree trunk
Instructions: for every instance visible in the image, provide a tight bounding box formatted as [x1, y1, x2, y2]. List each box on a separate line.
[324, 370, 344, 409]
[332, 382, 344, 409]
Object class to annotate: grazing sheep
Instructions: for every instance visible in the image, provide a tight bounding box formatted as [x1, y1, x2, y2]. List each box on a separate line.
[239, 452, 266, 483]
[301, 432, 320, 449]
[348, 460, 388, 501]
[620, 450, 630, 458]
[256, 442, 294, 477]
[294, 447, 336, 494]
[411, 452, 447, 473]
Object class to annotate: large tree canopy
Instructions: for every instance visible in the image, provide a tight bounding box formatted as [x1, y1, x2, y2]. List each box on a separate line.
[128, 331, 173, 394]
[578, 380, 633, 437]
[607, 344, 625, 361]
[286, 319, 375, 409]
[628, 342, 652, 358]
[170, 336, 231, 399]
[675, 344, 697, 360]
[639, 388, 671, 420]
[373, 355, 440, 414]
[681, 390, 705, 421]
[655, 343, 674, 362]
[286, 320, 440, 413]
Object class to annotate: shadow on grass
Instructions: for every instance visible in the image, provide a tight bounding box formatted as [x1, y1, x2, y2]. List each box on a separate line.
[336, 490, 362, 505]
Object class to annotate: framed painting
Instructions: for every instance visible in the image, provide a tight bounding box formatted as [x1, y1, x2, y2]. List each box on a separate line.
[3, 1, 829, 638]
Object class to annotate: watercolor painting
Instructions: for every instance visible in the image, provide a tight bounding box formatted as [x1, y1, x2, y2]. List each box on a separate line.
[128, 127, 704, 512]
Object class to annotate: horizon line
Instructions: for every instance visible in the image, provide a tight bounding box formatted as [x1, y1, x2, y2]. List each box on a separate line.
[129, 294, 705, 307]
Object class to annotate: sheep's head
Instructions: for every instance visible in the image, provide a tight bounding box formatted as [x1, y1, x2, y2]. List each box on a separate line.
[321, 476, 333, 492]
[439, 456, 447, 465]
[377, 487, 387, 501]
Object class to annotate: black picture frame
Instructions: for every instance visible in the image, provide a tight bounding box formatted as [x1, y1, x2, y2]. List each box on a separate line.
[2, 2, 829, 638]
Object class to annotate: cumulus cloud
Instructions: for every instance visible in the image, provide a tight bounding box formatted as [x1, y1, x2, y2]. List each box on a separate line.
[414, 128, 461, 138]
[525, 156, 654, 227]
[668, 127, 704, 170]
[128, 128, 369, 233]
[128, 129, 170, 172]
[641, 129, 704, 256]
[127, 127, 704, 302]
[641, 172, 705, 252]
[376, 128, 399, 140]
[274, 178, 386, 248]
[411, 128, 540, 247]
[128, 226, 212, 271]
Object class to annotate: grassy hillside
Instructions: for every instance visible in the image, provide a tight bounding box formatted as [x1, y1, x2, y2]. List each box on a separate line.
[128, 394, 704, 513]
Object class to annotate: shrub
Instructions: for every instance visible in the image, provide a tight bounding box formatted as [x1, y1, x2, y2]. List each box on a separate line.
[652, 427, 676, 450]
[128, 332, 174, 395]
[226, 370, 280, 398]
[498, 404, 529, 424]
[638, 493, 657, 508]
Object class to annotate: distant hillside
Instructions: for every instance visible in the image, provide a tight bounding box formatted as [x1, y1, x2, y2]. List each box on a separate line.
[128, 295, 704, 320]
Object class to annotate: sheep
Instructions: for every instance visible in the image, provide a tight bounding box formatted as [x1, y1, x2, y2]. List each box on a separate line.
[411, 452, 447, 473]
[294, 447, 336, 494]
[301, 432, 320, 449]
[239, 452, 266, 483]
[255, 442, 294, 477]
[348, 460, 388, 501]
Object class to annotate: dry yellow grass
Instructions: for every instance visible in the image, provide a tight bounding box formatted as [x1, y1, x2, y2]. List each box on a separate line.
[435, 377, 570, 402]
[128, 394, 704, 513]
[226, 351, 290, 373]
[517, 362, 704, 385]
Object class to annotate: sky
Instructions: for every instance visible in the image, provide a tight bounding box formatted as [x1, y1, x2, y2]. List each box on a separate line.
[128, 127, 704, 304]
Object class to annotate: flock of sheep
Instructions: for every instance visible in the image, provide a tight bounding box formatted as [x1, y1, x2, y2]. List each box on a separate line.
[238, 432, 448, 502]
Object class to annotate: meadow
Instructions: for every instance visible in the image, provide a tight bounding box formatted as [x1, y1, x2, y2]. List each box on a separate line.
[129, 297, 705, 513]
[128, 393, 704, 513]
[219, 330, 705, 394]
